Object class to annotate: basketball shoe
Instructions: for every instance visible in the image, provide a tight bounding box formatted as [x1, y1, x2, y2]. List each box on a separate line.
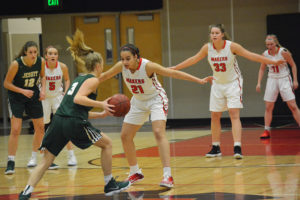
[206, 145, 222, 157]
[68, 154, 77, 166]
[5, 160, 15, 175]
[104, 177, 131, 196]
[27, 156, 37, 167]
[48, 163, 59, 170]
[126, 171, 144, 184]
[234, 146, 243, 159]
[18, 191, 31, 200]
[160, 176, 174, 188]
[260, 130, 270, 139]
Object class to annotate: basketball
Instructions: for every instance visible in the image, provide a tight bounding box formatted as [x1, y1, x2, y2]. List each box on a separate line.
[108, 94, 130, 117]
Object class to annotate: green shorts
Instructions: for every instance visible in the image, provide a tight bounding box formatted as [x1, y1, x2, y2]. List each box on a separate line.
[39, 115, 103, 156]
[8, 97, 43, 119]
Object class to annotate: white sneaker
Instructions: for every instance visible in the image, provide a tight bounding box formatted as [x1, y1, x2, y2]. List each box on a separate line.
[27, 156, 37, 167]
[68, 154, 77, 166]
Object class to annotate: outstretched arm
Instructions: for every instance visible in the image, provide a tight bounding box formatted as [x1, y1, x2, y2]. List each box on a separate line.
[231, 42, 285, 66]
[98, 61, 122, 83]
[172, 44, 208, 70]
[146, 62, 213, 85]
[282, 50, 298, 90]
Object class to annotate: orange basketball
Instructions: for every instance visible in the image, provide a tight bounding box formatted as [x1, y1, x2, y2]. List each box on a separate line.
[108, 94, 130, 117]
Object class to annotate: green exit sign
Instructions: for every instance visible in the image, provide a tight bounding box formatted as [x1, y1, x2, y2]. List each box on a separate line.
[44, 0, 62, 10]
[48, 0, 59, 6]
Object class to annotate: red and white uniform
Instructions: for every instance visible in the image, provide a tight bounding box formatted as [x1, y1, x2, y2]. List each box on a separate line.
[207, 40, 243, 112]
[42, 62, 64, 124]
[263, 48, 294, 102]
[122, 58, 168, 125]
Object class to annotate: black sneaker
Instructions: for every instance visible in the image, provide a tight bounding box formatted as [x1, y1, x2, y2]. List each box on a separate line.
[48, 163, 59, 170]
[234, 146, 243, 159]
[5, 160, 15, 175]
[19, 191, 31, 200]
[104, 177, 130, 196]
[206, 145, 222, 157]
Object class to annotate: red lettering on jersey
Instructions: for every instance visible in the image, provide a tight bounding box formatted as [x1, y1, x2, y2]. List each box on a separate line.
[211, 57, 227, 62]
[126, 78, 144, 84]
[46, 75, 61, 81]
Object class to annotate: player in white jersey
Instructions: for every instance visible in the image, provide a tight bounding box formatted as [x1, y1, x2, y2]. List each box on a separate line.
[256, 34, 300, 139]
[100, 43, 213, 188]
[27, 46, 77, 168]
[172, 24, 285, 159]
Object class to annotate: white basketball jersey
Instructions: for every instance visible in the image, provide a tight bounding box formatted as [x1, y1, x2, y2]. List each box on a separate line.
[208, 40, 242, 84]
[122, 58, 167, 101]
[263, 48, 290, 78]
[45, 62, 63, 98]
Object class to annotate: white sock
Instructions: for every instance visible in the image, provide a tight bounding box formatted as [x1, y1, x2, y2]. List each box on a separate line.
[234, 142, 241, 147]
[68, 150, 74, 156]
[8, 156, 15, 161]
[163, 167, 171, 177]
[265, 126, 271, 131]
[130, 164, 140, 174]
[22, 185, 34, 195]
[212, 142, 220, 146]
[31, 151, 37, 158]
[104, 174, 113, 185]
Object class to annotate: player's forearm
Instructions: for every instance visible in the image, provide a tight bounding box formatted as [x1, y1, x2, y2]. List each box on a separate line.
[291, 65, 298, 82]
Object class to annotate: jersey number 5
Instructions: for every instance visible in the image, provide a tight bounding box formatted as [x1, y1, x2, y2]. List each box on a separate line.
[213, 63, 226, 72]
[131, 85, 144, 94]
[49, 82, 55, 91]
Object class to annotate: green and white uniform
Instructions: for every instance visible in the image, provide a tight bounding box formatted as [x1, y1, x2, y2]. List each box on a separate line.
[40, 74, 103, 156]
[8, 56, 43, 119]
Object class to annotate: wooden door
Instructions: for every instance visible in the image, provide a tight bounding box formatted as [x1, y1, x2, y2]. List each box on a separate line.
[74, 12, 162, 110]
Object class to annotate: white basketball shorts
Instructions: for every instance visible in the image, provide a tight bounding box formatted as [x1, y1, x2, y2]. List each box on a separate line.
[124, 94, 168, 125]
[209, 78, 243, 112]
[42, 95, 64, 124]
[264, 75, 295, 102]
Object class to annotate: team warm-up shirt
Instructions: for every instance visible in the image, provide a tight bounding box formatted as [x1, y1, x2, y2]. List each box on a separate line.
[56, 74, 96, 120]
[45, 61, 63, 98]
[122, 58, 167, 101]
[263, 47, 290, 79]
[207, 40, 242, 84]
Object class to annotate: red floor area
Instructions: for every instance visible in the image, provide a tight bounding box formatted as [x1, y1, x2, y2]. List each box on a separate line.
[113, 128, 300, 158]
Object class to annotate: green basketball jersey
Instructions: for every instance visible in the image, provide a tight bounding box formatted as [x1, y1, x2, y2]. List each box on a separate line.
[8, 56, 42, 101]
[56, 74, 97, 120]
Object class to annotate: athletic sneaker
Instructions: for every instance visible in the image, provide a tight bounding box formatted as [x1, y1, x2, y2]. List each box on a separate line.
[260, 130, 270, 139]
[234, 146, 243, 159]
[5, 160, 15, 175]
[68, 154, 77, 166]
[206, 145, 222, 157]
[18, 191, 31, 200]
[104, 177, 130, 196]
[126, 172, 144, 184]
[27, 156, 37, 167]
[48, 163, 59, 170]
[159, 176, 174, 188]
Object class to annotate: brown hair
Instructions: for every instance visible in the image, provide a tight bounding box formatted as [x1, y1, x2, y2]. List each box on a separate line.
[15, 41, 38, 60]
[66, 29, 103, 73]
[208, 24, 231, 42]
[44, 45, 57, 56]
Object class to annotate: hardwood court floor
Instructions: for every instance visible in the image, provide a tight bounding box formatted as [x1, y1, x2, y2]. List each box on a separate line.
[0, 125, 299, 199]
